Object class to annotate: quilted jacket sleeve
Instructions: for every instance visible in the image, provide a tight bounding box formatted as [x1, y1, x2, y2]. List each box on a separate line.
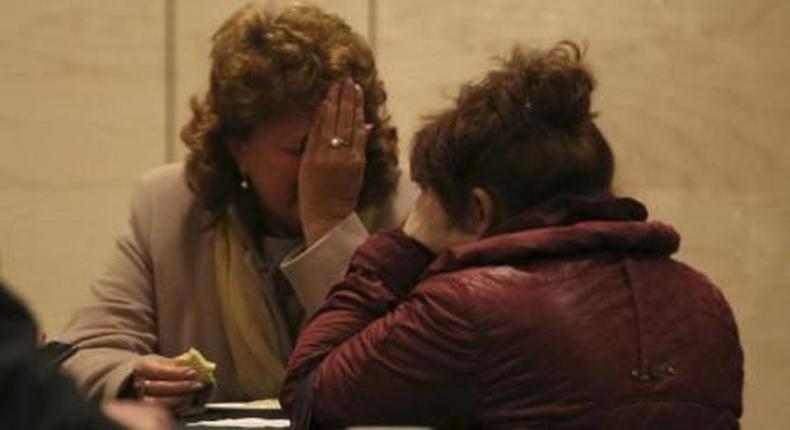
[281, 230, 479, 429]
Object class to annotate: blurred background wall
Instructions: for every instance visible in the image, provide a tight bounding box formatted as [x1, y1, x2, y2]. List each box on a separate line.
[1, 0, 788, 427]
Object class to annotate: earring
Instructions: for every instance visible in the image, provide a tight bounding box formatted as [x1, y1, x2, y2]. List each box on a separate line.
[240, 174, 250, 190]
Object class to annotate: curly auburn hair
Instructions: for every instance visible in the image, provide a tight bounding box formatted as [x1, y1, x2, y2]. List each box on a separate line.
[182, 3, 399, 219]
[410, 41, 614, 225]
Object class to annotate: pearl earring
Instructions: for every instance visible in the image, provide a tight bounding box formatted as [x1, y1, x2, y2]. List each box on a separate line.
[240, 174, 250, 190]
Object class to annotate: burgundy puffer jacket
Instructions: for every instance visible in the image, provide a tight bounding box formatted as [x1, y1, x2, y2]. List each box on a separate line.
[281, 196, 743, 429]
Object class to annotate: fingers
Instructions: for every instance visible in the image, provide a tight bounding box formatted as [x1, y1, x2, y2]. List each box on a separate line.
[320, 82, 341, 141]
[305, 101, 327, 155]
[141, 395, 193, 411]
[351, 84, 369, 157]
[135, 378, 204, 397]
[133, 355, 202, 401]
[135, 356, 196, 381]
[313, 78, 365, 150]
[335, 79, 357, 144]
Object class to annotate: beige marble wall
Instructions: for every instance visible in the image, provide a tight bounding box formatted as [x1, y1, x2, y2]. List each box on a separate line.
[0, 1, 165, 331]
[1, 0, 787, 428]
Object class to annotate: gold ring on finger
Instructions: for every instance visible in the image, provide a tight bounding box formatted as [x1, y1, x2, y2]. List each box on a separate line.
[329, 137, 349, 149]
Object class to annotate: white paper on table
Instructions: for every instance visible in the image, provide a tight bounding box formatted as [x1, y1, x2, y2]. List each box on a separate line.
[185, 417, 290, 428]
[205, 398, 282, 410]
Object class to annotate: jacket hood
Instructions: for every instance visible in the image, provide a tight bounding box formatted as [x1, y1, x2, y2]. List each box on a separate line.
[426, 194, 680, 276]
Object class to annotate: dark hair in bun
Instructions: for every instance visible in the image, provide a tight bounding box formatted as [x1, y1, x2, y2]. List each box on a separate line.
[411, 40, 614, 224]
[518, 41, 594, 129]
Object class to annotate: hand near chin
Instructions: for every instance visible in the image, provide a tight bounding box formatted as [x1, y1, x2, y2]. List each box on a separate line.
[403, 190, 479, 254]
[299, 78, 370, 246]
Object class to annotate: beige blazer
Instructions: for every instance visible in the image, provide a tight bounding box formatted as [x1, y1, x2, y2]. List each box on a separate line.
[54, 163, 399, 401]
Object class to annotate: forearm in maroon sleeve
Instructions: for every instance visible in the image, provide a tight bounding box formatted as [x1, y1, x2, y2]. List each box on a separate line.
[280, 229, 434, 419]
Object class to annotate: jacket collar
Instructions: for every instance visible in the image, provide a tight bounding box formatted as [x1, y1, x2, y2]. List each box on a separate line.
[426, 194, 680, 276]
[485, 192, 649, 235]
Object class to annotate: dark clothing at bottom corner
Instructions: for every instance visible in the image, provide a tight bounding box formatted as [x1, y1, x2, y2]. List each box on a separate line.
[0, 282, 120, 430]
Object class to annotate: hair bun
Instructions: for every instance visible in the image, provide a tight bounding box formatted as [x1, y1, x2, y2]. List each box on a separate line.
[516, 41, 595, 130]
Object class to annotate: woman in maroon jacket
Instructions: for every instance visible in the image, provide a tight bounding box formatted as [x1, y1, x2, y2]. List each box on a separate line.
[281, 41, 743, 429]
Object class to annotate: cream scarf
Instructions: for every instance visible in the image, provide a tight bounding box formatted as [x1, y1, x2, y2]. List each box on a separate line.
[213, 218, 288, 399]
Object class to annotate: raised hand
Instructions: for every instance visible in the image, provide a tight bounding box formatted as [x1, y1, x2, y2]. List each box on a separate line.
[403, 189, 488, 254]
[299, 78, 370, 246]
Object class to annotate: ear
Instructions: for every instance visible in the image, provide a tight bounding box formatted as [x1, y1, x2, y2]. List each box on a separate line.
[464, 187, 495, 236]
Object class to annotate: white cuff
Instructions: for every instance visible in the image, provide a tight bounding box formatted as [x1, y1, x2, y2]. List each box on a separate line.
[280, 213, 369, 316]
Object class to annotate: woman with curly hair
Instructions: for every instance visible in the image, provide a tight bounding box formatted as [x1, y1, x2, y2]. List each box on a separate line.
[53, 3, 399, 409]
[281, 41, 743, 428]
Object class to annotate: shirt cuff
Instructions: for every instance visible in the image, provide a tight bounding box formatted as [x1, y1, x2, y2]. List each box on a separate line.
[280, 213, 369, 316]
[349, 229, 436, 297]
